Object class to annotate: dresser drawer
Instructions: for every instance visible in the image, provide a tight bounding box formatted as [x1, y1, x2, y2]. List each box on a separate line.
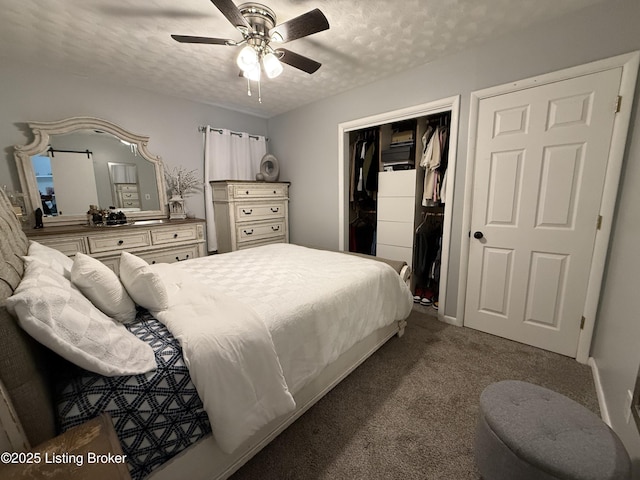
[237, 221, 285, 243]
[235, 202, 285, 222]
[377, 221, 415, 248]
[121, 192, 139, 200]
[151, 225, 198, 245]
[88, 230, 151, 253]
[139, 245, 200, 265]
[122, 200, 140, 208]
[232, 184, 288, 199]
[37, 236, 87, 256]
[237, 236, 286, 250]
[118, 184, 138, 193]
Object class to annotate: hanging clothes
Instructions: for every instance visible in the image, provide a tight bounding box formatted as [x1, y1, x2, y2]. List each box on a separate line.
[414, 215, 443, 281]
[420, 126, 441, 206]
[440, 169, 448, 204]
[419, 121, 450, 205]
[349, 128, 380, 203]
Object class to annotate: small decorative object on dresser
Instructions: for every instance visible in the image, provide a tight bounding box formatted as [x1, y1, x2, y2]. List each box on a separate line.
[168, 195, 186, 220]
[211, 180, 289, 253]
[164, 166, 201, 220]
[259, 154, 280, 182]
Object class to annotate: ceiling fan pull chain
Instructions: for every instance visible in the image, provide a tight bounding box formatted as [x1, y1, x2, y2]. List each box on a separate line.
[258, 80, 262, 104]
[247, 78, 252, 97]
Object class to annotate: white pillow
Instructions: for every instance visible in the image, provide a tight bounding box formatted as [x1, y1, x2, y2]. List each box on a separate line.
[119, 251, 168, 311]
[71, 253, 137, 324]
[23, 240, 74, 279]
[6, 262, 156, 377]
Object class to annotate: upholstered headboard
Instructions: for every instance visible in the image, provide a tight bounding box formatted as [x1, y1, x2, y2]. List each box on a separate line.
[0, 188, 58, 449]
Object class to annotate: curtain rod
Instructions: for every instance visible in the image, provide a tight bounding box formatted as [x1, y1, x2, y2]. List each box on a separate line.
[198, 126, 268, 141]
[47, 147, 92, 158]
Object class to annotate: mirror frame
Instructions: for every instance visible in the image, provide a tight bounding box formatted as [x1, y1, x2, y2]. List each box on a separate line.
[14, 116, 168, 226]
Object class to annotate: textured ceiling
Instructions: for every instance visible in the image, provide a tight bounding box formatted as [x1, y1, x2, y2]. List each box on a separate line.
[0, 0, 604, 118]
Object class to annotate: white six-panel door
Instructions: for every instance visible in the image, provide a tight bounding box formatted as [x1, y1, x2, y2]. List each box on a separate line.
[465, 67, 622, 357]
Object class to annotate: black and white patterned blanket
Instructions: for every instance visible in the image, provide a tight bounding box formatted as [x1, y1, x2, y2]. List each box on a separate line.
[55, 311, 211, 480]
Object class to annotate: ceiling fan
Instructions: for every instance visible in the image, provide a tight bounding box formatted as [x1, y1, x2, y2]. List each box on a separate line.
[171, 0, 330, 83]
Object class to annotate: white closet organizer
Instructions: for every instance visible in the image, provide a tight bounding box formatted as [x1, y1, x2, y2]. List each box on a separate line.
[211, 180, 290, 253]
[376, 170, 416, 266]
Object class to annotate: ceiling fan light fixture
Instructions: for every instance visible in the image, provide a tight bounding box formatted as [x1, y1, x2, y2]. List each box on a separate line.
[171, 1, 329, 103]
[263, 52, 283, 79]
[237, 45, 259, 71]
[243, 63, 261, 82]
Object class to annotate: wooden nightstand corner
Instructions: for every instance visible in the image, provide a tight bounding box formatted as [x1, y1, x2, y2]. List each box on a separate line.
[0, 413, 131, 480]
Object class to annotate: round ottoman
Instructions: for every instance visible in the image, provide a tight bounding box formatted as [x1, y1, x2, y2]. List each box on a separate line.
[474, 380, 631, 480]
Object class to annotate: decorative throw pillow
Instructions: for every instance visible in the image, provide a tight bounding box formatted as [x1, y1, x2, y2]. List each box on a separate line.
[23, 240, 74, 279]
[6, 261, 156, 377]
[119, 251, 168, 311]
[71, 253, 137, 323]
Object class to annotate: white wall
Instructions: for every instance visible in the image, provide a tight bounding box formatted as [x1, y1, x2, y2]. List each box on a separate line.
[0, 62, 268, 220]
[267, 0, 640, 471]
[591, 87, 640, 474]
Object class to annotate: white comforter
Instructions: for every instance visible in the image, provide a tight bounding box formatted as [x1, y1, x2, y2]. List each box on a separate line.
[152, 244, 413, 454]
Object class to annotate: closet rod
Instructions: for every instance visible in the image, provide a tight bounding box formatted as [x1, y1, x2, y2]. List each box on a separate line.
[420, 211, 445, 217]
[198, 126, 268, 141]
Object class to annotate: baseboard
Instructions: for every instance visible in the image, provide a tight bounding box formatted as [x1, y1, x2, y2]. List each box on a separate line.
[441, 314, 461, 327]
[588, 357, 612, 427]
[411, 305, 461, 327]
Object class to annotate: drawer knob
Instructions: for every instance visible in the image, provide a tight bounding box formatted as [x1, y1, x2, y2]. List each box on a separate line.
[270, 207, 279, 213]
[245, 190, 249, 195]
[242, 209, 253, 215]
[151, 260, 156, 264]
[173, 233, 179, 238]
[271, 226, 280, 232]
[243, 229, 254, 235]
[118, 240, 124, 245]
[273, 190, 276, 194]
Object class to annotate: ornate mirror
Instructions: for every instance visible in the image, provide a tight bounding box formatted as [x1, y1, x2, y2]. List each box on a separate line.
[14, 117, 168, 226]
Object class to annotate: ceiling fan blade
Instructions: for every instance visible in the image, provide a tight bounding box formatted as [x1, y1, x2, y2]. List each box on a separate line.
[210, 0, 250, 29]
[171, 35, 236, 46]
[269, 8, 329, 43]
[275, 48, 321, 74]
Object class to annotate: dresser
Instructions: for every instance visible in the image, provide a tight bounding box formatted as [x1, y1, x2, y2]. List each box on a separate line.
[26, 218, 206, 274]
[115, 183, 140, 209]
[211, 181, 289, 253]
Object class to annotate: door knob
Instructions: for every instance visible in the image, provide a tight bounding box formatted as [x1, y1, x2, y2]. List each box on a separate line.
[473, 231, 484, 239]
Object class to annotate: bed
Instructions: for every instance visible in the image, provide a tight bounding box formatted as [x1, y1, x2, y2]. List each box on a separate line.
[0, 187, 413, 480]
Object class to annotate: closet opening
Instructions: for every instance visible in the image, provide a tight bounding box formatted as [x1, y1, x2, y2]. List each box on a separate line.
[342, 100, 458, 323]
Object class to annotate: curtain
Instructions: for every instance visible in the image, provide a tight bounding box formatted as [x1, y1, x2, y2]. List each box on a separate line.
[203, 127, 267, 252]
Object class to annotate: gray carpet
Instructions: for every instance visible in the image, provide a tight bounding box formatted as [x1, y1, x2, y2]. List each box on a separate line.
[231, 308, 599, 480]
